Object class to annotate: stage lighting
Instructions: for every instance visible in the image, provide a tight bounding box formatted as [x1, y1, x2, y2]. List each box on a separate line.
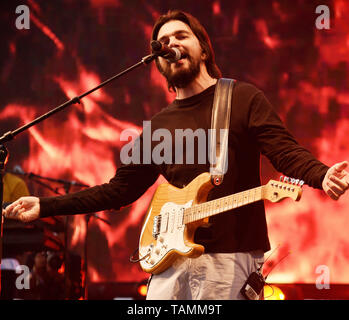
[137, 283, 148, 297]
[264, 284, 285, 300]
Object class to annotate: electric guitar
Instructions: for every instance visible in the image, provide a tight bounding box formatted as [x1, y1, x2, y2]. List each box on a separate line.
[2, 202, 10, 209]
[137, 172, 303, 274]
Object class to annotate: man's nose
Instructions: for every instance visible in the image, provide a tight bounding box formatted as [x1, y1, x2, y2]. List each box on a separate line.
[168, 36, 180, 48]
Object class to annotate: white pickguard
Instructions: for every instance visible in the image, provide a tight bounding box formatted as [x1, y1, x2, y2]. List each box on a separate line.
[139, 200, 193, 270]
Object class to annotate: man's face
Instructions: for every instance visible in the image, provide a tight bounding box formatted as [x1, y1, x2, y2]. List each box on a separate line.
[156, 20, 206, 89]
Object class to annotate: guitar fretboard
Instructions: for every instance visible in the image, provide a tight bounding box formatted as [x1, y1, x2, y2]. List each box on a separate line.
[183, 186, 264, 224]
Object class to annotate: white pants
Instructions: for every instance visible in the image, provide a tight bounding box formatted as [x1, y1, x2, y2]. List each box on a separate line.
[146, 251, 264, 300]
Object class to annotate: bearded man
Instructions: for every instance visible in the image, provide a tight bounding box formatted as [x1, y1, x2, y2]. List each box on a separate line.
[4, 10, 349, 300]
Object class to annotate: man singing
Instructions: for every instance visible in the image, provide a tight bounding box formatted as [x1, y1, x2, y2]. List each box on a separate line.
[3, 10, 349, 300]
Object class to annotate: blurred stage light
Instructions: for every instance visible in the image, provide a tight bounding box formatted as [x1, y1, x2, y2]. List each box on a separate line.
[264, 284, 285, 300]
[137, 283, 148, 297]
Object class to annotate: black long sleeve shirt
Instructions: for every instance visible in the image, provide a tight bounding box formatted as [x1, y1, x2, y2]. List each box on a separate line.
[40, 81, 329, 253]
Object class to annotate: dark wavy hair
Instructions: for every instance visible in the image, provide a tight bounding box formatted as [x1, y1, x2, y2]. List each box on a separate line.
[151, 10, 222, 91]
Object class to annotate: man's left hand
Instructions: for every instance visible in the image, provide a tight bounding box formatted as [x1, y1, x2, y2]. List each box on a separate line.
[322, 161, 349, 200]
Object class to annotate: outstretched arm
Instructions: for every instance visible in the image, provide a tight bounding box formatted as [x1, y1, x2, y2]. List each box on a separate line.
[3, 163, 160, 222]
[249, 91, 348, 200]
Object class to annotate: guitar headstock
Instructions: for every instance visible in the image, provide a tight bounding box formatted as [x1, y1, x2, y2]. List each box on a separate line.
[264, 176, 303, 203]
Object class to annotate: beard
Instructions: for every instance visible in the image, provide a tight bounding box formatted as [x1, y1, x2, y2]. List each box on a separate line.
[158, 54, 201, 89]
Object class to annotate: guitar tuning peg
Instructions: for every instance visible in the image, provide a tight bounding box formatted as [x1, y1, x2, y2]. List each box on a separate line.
[283, 176, 290, 183]
[290, 178, 296, 184]
[279, 175, 283, 182]
[295, 179, 299, 185]
[299, 180, 304, 186]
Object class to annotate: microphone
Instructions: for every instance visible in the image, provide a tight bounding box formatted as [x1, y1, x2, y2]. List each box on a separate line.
[10, 165, 89, 187]
[12, 165, 25, 175]
[151, 40, 181, 62]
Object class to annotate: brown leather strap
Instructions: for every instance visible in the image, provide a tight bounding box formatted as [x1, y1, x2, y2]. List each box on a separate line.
[210, 78, 236, 186]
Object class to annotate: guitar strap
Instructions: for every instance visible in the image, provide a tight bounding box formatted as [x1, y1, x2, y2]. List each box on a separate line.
[210, 78, 236, 186]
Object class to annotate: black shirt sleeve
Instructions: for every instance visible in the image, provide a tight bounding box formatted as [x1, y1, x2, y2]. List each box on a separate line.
[248, 91, 329, 189]
[39, 163, 160, 217]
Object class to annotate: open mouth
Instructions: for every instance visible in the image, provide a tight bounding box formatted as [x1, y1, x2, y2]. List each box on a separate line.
[172, 52, 189, 64]
[179, 53, 188, 60]
[167, 52, 189, 65]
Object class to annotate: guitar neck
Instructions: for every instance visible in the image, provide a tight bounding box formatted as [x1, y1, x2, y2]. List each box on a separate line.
[183, 186, 264, 224]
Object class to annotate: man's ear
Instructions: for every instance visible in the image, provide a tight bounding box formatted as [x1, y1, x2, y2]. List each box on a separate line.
[201, 50, 208, 61]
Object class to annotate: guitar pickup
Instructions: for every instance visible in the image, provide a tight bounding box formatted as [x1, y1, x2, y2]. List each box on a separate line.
[160, 212, 169, 233]
[152, 215, 161, 239]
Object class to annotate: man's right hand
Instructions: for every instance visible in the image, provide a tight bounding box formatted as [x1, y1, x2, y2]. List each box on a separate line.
[3, 196, 40, 222]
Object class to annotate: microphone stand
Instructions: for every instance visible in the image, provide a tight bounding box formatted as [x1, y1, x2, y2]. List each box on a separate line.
[6, 168, 89, 196]
[9, 169, 89, 189]
[18, 172, 108, 300]
[7, 167, 91, 298]
[0, 51, 159, 295]
[83, 211, 111, 300]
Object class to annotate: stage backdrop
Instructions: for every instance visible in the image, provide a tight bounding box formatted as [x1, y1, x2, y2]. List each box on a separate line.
[1, 0, 348, 286]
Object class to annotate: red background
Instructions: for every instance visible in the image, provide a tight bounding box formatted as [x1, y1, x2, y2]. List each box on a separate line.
[1, 0, 349, 287]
